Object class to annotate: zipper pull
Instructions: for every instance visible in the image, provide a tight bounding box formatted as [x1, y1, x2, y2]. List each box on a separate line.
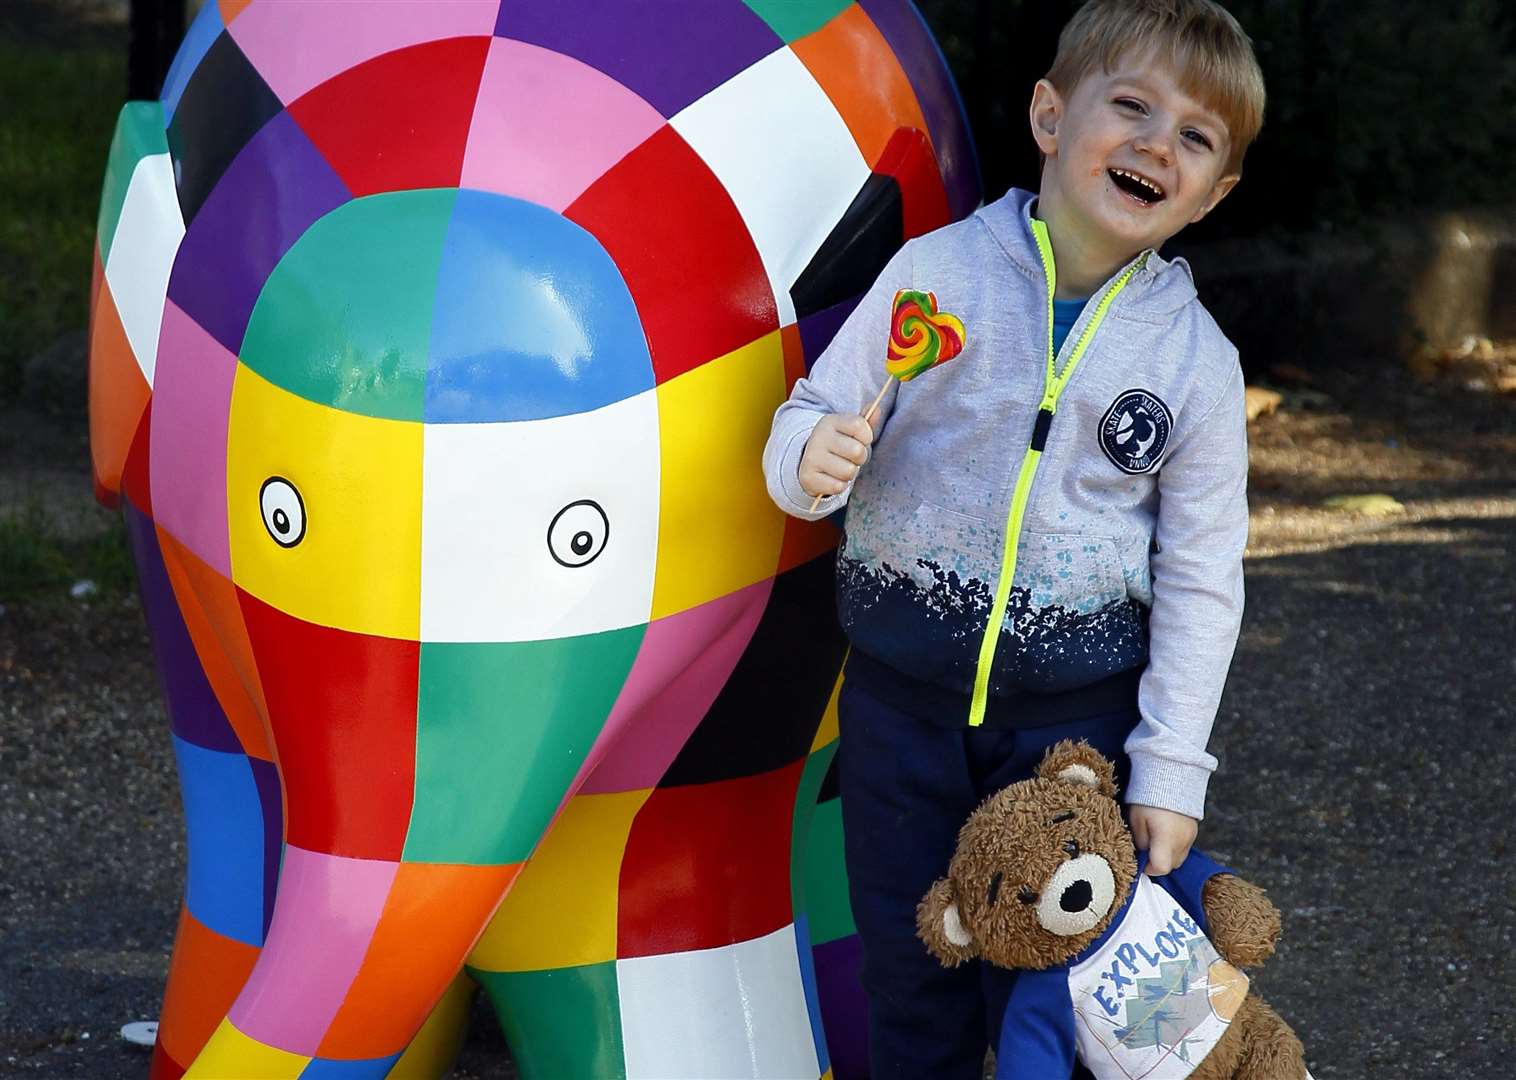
[1030, 406, 1055, 452]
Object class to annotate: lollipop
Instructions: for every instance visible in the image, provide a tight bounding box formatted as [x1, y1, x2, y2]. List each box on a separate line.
[882, 289, 966, 388]
[808, 289, 966, 511]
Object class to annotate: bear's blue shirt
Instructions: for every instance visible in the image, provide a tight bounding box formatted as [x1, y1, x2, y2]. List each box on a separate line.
[993, 849, 1231, 1080]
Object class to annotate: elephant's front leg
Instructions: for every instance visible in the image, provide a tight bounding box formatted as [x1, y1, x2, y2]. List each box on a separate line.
[468, 761, 830, 1080]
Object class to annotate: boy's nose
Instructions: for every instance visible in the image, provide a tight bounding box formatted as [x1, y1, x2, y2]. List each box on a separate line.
[1134, 131, 1174, 167]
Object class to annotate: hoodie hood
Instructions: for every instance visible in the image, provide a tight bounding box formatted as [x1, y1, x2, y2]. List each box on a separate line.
[976, 188, 1200, 318]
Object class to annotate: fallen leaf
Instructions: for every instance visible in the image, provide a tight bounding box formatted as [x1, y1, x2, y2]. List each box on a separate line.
[1322, 494, 1405, 516]
[1245, 386, 1283, 421]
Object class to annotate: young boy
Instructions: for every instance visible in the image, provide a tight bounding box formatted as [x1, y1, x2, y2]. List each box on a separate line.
[762, 1, 1265, 1076]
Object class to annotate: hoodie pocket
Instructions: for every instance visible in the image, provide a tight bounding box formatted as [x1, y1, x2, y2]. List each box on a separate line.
[1012, 531, 1128, 615]
[905, 502, 993, 586]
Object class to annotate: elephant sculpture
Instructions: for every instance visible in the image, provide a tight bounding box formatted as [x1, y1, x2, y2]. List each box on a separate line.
[88, 2, 978, 1076]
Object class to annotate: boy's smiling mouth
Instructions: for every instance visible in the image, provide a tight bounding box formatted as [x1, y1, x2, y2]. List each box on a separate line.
[1107, 168, 1166, 206]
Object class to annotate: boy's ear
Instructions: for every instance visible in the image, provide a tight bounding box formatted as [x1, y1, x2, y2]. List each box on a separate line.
[916, 878, 979, 967]
[1029, 78, 1063, 156]
[1190, 172, 1241, 224]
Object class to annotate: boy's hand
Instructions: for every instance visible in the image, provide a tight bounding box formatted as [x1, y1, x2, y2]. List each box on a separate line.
[1128, 805, 1198, 876]
[798, 413, 876, 499]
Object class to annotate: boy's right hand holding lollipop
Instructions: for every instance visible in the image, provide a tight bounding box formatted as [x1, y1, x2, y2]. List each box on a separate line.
[798, 412, 878, 500]
[798, 289, 965, 507]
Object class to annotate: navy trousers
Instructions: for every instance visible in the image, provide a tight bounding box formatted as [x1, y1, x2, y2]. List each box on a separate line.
[836, 673, 1138, 1080]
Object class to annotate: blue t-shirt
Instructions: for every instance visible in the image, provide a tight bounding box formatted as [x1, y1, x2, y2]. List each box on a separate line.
[1052, 297, 1088, 355]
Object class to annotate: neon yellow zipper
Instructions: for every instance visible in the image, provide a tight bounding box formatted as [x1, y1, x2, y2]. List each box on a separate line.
[967, 222, 1148, 726]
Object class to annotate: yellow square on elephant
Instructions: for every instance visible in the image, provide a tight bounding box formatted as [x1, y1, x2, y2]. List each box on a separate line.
[469, 788, 651, 973]
[653, 331, 786, 619]
[227, 365, 423, 639]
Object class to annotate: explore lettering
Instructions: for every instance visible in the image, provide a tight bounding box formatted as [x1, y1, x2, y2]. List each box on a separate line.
[1091, 908, 1202, 1017]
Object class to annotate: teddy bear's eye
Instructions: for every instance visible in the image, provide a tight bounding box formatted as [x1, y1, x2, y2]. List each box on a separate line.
[1018, 886, 1039, 905]
[986, 871, 1003, 907]
[1063, 838, 1080, 857]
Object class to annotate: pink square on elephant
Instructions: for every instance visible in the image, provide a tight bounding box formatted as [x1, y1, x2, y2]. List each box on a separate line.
[149, 300, 237, 576]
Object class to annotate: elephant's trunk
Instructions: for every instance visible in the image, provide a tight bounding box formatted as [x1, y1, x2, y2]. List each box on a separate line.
[180, 589, 640, 1072]
[184, 850, 516, 1073]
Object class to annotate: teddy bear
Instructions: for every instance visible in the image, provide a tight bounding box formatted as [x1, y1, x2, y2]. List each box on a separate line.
[917, 739, 1311, 1080]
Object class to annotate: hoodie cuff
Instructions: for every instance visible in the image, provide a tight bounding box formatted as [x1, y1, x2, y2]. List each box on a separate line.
[1124, 750, 1211, 821]
[777, 425, 849, 520]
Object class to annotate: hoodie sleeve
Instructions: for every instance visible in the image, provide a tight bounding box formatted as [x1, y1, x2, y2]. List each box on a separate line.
[762, 243, 915, 521]
[1125, 361, 1248, 820]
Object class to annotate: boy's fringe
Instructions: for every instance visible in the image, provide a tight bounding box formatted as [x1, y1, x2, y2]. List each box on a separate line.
[1046, 0, 1266, 172]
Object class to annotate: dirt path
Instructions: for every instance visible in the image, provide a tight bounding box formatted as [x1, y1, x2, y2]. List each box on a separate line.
[2, 353, 1513, 1077]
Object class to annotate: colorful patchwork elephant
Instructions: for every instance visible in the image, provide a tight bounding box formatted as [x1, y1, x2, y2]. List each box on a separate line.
[88, 2, 978, 1076]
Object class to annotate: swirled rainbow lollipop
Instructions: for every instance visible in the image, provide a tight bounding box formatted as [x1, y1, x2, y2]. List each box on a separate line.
[808, 288, 967, 510]
[883, 289, 967, 385]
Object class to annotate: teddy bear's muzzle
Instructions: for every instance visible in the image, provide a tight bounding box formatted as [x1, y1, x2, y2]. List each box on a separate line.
[1036, 853, 1116, 936]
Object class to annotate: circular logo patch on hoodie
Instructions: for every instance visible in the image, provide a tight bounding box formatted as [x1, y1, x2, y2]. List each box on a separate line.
[1099, 390, 1172, 473]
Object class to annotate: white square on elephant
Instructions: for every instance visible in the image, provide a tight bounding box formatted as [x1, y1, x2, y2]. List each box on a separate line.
[420, 389, 660, 643]
[103, 152, 184, 387]
[616, 923, 822, 1080]
[671, 45, 870, 329]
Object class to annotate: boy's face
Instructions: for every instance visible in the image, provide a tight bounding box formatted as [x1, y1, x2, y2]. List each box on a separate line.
[1030, 51, 1239, 257]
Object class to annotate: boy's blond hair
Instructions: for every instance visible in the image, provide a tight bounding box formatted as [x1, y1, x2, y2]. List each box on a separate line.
[1046, 0, 1266, 172]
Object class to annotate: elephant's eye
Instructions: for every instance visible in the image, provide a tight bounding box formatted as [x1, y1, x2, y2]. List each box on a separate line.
[1018, 886, 1039, 905]
[986, 871, 1003, 907]
[1064, 838, 1080, 857]
[548, 500, 609, 567]
[260, 477, 306, 547]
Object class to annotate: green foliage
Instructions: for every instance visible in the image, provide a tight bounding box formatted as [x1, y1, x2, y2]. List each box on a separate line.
[0, 494, 134, 603]
[0, 35, 125, 404]
[1220, 0, 1516, 234]
[80, 515, 136, 596]
[916, 0, 1516, 236]
[0, 496, 71, 598]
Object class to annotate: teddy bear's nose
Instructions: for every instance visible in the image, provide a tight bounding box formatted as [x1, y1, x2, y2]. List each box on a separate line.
[1060, 879, 1094, 913]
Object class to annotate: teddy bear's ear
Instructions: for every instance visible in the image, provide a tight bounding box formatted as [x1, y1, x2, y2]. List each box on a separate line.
[916, 878, 979, 967]
[1037, 739, 1119, 798]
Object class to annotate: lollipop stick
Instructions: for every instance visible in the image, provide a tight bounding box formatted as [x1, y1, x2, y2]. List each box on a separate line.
[861, 376, 895, 426]
[807, 376, 896, 513]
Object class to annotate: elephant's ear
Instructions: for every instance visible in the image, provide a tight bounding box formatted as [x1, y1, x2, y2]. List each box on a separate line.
[91, 100, 179, 509]
[917, 877, 978, 967]
[1036, 739, 1119, 799]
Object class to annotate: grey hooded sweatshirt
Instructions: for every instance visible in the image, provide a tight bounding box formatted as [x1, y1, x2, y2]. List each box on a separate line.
[763, 189, 1248, 820]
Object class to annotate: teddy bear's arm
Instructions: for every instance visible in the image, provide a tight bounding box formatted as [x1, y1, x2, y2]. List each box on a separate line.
[1201, 874, 1281, 968]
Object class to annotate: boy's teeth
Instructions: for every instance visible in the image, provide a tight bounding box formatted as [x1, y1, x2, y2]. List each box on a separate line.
[1112, 168, 1163, 197]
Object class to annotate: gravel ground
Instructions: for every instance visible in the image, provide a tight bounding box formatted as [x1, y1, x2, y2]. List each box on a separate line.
[2, 352, 1513, 1078]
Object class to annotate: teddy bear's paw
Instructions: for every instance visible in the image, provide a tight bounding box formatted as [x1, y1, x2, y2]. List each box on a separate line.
[1202, 874, 1282, 968]
[1233, 997, 1308, 1080]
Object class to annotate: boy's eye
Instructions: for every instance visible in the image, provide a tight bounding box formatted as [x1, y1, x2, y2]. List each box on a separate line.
[1114, 97, 1147, 114]
[1183, 129, 1214, 150]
